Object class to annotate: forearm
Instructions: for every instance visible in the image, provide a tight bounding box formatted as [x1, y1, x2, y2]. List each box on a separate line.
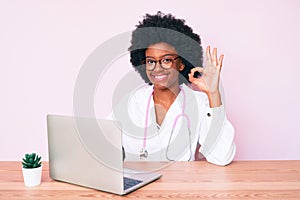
[199, 105, 236, 166]
[207, 90, 222, 108]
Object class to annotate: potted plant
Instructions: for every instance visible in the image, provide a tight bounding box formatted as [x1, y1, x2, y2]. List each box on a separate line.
[22, 153, 42, 187]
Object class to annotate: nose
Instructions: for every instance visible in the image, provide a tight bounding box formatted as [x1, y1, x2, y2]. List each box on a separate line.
[152, 61, 164, 72]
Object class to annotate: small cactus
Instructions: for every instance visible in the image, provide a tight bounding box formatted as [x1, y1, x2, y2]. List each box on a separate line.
[22, 153, 42, 169]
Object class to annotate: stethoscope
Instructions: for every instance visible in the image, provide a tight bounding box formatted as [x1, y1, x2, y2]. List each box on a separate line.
[139, 86, 193, 161]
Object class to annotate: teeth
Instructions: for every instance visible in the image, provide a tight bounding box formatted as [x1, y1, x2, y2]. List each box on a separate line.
[155, 75, 166, 79]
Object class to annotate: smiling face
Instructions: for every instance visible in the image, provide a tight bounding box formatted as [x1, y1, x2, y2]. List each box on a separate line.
[145, 42, 184, 91]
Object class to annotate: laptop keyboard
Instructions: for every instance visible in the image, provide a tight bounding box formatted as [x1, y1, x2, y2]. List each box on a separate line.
[123, 177, 143, 190]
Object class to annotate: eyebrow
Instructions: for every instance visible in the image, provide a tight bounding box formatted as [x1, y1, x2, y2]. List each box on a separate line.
[146, 54, 177, 59]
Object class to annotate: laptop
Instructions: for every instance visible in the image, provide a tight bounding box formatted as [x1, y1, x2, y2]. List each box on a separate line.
[46, 114, 161, 195]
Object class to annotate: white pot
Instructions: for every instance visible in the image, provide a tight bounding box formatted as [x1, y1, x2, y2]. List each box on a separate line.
[22, 165, 42, 187]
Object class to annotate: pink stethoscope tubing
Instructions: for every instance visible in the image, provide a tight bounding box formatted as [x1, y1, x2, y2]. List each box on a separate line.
[140, 87, 192, 161]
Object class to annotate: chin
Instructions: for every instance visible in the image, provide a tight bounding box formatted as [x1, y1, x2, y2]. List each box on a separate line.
[153, 82, 176, 91]
[154, 84, 168, 90]
[150, 77, 179, 91]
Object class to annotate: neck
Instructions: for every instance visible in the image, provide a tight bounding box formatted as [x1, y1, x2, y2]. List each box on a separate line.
[153, 85, 180, 105]
[152, 84, 181, 126]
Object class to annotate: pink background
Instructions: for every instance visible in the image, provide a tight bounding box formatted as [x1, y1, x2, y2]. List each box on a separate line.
[1, 0, 299, 160]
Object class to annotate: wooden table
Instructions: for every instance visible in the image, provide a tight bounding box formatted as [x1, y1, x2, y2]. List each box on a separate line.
[0, 161, 299, 199]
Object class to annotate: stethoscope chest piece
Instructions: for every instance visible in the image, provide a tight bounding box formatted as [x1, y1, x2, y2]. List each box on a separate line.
[139, 148, 148, 159]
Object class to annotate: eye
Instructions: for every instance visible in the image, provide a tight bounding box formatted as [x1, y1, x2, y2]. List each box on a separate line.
[146, 59, 155, 64]
[162, 58, 172, 63]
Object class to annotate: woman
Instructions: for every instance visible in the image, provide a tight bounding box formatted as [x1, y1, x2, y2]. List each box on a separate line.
[112, 12, 235, 165]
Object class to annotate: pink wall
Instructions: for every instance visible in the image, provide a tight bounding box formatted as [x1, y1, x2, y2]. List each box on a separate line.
[0, 0, 299, 160]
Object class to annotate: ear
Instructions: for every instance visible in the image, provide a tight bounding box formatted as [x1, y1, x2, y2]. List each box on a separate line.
[178, 63, 185, 71]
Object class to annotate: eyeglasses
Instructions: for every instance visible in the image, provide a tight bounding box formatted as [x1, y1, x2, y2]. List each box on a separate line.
[143, 56, 180, 71]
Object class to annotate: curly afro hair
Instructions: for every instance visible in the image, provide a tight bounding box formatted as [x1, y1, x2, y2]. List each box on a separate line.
[128, 11, 203, 85]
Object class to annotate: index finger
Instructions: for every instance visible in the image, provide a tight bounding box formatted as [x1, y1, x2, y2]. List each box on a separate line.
[190, 67, 204, 75]
[188, 67, 204, 82]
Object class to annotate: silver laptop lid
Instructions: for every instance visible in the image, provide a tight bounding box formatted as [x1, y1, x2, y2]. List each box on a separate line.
[47, 114, 124, 194]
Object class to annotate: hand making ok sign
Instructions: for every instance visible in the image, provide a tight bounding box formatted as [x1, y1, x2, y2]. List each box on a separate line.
[188, 46, 223, 107]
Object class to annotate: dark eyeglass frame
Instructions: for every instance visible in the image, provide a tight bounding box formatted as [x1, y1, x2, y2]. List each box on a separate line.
[142, 56, 180, 71]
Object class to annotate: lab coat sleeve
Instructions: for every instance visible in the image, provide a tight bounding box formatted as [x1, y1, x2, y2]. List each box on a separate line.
[199, 105, 236, 166]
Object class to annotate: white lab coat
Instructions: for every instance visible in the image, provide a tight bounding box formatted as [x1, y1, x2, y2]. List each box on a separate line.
[110, 84, 236, 166]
